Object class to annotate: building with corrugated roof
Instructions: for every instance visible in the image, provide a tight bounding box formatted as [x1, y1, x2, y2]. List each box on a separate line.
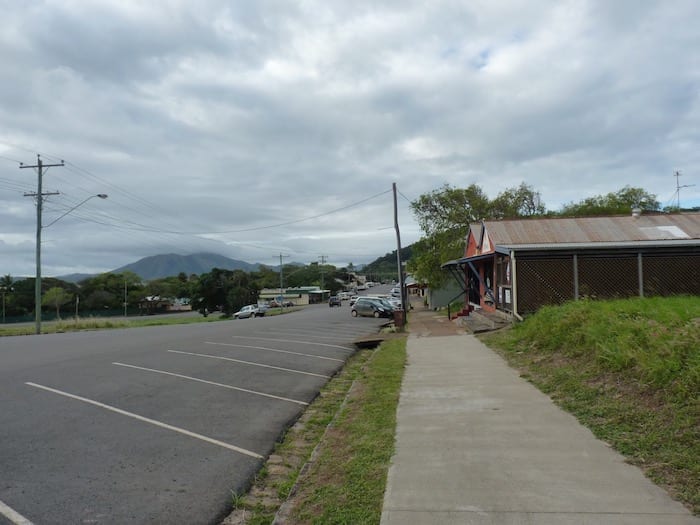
[442, 212, 700, 317]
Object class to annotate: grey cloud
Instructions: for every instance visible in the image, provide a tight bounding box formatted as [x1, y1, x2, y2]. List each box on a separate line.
[1, 1, 699, 277]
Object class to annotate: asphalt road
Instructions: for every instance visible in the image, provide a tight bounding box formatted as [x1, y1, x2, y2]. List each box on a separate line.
[0, 300, 388, 525]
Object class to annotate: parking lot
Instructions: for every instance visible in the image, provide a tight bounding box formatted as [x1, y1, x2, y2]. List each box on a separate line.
[0, 303, 387, 525]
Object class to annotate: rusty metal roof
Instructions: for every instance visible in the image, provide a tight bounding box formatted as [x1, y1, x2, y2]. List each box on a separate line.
[483, 213, 700, 246]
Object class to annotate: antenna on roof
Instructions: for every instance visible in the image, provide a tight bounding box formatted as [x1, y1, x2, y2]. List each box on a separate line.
[673, 170, 696, 210]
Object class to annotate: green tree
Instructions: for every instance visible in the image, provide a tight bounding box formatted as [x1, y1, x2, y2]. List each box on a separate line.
[490, 183, 546, 219]
[79, 271, 143, 310]
[191, 268, 259, 317]
[84, 290, 116, 310]
[558, 186, 660, 217]
[409, 184, 491, 288]
[409, 183, 549, 288]
[1, 274, 15, 319]
[252, 265, 284, 290]
[0, 274, 12, 289]
[42, 287, 72, 320]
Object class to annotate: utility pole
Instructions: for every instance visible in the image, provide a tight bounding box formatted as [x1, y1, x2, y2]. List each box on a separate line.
[21, 155, 63, 335]
[275, 253, 290, 309]
[318, 255, 328, 290]
[393, 183, 406, 326]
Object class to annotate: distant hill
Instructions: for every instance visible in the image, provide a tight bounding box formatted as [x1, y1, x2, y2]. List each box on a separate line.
[112, 252, 260, 281]
[362, 245, 413, 281]
[58, 273, 96, 283]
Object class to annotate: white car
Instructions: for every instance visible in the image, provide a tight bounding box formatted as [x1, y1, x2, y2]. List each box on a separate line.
[234, 304, 261, 319]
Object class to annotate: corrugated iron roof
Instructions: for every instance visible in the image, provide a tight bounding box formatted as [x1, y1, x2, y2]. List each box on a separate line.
[483, 213, 700, 245]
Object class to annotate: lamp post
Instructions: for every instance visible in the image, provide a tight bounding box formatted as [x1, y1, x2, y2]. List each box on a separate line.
[32, 193, 108, 334]
[43, 194, 108, 228]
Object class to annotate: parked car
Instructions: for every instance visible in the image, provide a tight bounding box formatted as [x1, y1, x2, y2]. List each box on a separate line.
[369, 295, 402, 310]
[390, 287, 402, 297]
[349, 295, 359, 306]
[338, 292, 350, 300]
[328, 296, 342, 307]
[257, 303, 269, 315]
[351, 297, 393, 318]
[269, 300, 294, 308]
[234, 304, 262, 319]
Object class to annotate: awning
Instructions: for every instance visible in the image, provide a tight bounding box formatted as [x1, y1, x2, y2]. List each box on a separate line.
[441, 252, 500, 305]
[441, 252, 499, 269]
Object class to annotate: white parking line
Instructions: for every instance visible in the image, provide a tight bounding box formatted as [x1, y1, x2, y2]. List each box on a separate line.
[112, 362, 308, 406]
[0, 500, 34, 525]
[168, 350, 330, 378]
[205, 341, 344, 362]
[263, 329, 362, 341]
[25, 382, 263, 459]
[228, 335, 353, 351]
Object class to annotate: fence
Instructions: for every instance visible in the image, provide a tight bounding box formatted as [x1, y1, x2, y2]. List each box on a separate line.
[515, 249, 700, 314]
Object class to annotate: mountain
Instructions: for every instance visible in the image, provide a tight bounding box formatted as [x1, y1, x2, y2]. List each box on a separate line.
[361, 245, 413, 280]
[112, 252, 260, 280]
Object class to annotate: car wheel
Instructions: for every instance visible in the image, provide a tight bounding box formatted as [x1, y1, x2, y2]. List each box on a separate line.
[373, 310, 380, 318]
[351, 310, 358, 317]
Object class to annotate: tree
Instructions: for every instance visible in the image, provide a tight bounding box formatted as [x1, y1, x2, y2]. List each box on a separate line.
[84, 290, 116, 310]
[490, 183, 546, 219]
[409, 183, 549, 288]
[0, 274, 12, 289]
[191, 268, 259, 317]
[79, 272, 143, 311]
[409, 184, 491, 288]
[42, 287, 72, 320]
[411, 184, 491, 238]
[1, 274, 15, 319]
[558, 186, 660, 217]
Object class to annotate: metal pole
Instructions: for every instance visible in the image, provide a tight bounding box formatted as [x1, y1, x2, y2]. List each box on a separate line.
[393, 183, 406, 324]
[34, 157, 43, 334]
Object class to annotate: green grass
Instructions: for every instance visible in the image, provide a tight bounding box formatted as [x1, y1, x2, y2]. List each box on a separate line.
[481, 295, 700, 514]
[230, 337, 407, 524]
[286, 338, 406, 524]
[0, 307, 303, 336]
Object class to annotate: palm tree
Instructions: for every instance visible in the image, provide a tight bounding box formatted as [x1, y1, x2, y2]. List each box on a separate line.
[1, 274, 13, 323]
[0, 274, 13, 289]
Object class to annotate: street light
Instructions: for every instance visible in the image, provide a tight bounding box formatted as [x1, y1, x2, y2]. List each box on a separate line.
[43, 194, 108, 228]
[33, 193, 108, 334]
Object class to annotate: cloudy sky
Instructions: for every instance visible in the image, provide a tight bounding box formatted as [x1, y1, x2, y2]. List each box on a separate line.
[1, 1, 698, 278]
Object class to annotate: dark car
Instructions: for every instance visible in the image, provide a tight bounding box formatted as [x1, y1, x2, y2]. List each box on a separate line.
[351, 297, 393, 318]
[328, 296, 342, 307]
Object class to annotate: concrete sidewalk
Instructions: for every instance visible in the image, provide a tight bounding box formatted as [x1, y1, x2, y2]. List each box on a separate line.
[381, 318, 698, 524]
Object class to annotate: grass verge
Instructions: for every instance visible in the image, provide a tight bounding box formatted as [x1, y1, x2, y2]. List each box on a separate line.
[481, 295, 700, 515]
[0, 308, 302, 336]
[224, 337, 407, 525]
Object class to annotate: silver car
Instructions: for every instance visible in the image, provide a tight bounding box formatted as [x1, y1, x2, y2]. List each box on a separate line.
[351, 297, 393, 318]
[234, 304, 260, 319]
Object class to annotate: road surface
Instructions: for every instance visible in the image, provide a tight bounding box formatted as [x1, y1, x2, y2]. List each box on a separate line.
[0, 301, 387, 525]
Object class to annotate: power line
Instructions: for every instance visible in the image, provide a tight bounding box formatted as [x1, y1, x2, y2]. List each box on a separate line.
[398, 189, 413, 204]
[209, 189, 392, 234]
